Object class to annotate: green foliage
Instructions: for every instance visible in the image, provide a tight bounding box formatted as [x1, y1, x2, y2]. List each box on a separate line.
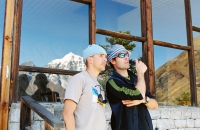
[172, 91, 191, 105]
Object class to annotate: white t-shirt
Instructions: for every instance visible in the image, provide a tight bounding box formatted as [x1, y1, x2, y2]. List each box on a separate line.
[64, 71, 106, 130]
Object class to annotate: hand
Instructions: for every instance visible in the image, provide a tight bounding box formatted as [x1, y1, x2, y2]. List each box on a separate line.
[135, 59, 147, 75]
[122, 99, 145, 107]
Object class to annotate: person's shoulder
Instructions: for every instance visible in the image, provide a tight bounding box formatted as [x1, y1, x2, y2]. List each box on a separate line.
[107, 75, 124, 86]
[70, 71, 87, 80]
[107, 75, 114, 82]
[74, 71, 87, 77]
[108, 75, 123, 81]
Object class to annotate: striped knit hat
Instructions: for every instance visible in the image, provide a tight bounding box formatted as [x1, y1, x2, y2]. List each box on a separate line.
[107, 44, 130, 63]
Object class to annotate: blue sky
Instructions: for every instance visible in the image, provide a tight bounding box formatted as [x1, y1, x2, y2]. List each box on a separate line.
[0, 0, 199, 70]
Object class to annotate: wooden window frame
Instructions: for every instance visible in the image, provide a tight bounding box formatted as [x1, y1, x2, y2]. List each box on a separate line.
[0, 2, 199, 129]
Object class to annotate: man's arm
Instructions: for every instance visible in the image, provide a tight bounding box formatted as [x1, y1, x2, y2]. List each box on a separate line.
[62, 99, 77, 130]
[122, 90, 158, 109]
[135, 59, 147, 98]
[122, 98, 158, 109]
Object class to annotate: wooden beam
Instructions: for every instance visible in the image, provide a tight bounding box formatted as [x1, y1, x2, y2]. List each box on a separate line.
[0, 0, 15, 129]
[71, 0, 92, 5]
[20, 96, 65, 129]
[89, 0, 95, 44]
[96, 28, 146, 42]
[145, 0, 154, 95]
[192, 26, 200, 32]
[19, 66, 80, 75]
[10, 0, 23, 104]
[184, 0, 197, 106]
[96, 27, 190, 51]
[140, 0, 149, 91]
[153, 40, 192, 50]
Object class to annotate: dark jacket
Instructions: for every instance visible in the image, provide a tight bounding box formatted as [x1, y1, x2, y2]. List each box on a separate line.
[106, 70, 154, 130]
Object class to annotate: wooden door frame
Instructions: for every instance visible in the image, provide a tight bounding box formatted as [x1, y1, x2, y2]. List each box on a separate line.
[0, 0, 23, 129]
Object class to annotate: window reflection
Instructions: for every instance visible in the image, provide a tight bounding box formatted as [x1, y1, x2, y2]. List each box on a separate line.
[154, 46, 190, 105]
[152, 0, 187, 46]
[20, 0, 88, 68]
[194, 35, 200, 106]
[18, 72, 72, 103]
[96, 0, 141, 36]
[0, 0, 5, 63]
[191, 0, 200, 28]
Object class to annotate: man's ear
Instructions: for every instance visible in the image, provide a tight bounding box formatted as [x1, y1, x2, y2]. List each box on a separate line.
[110, 58, 116, 65]
[87, 57, 93, 64]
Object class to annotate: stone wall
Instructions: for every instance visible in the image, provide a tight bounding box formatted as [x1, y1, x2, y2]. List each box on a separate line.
[150, 106, 200, 130]
[9, 103, 200, 130]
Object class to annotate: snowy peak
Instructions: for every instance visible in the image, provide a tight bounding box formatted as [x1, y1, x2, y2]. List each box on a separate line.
[21, 61, 35, 67]
[45, 52, 86, 71]
[44, 52, 86, 89]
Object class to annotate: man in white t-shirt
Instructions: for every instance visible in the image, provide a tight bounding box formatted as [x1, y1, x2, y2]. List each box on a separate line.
[62, 44, 107, 130]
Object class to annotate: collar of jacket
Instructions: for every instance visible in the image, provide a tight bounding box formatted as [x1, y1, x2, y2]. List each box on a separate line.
[112, 70, 137, 86]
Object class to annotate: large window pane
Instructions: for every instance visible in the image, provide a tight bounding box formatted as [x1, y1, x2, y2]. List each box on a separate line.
[152, 1, 187, 45]
[19, 0, 89, 102]
[96, 0, 141, 37]
[193, 34, 200, 106]
[18, 72, 68, 103]
[0, 0, 5, 64]
[154, 47, 190, 106]
[20, 0, 88, 68]
[191, 0, 200, 29]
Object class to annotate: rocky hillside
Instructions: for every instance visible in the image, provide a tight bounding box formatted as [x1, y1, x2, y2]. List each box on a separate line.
[155, 36, 200, 105]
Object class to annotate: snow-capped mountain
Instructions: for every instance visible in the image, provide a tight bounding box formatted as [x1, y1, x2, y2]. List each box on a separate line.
[45, 52, 86, 89]
[21, 61, 35, 67]
[20, 53, 86, 101]
[45, 52, 85, 71]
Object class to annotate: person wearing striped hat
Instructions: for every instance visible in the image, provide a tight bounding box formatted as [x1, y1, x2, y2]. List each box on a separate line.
[106, 44, 158, 130]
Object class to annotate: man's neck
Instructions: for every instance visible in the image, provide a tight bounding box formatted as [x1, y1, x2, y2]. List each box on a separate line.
[115, 69, 129, 78]
[86, 68, 99, 79]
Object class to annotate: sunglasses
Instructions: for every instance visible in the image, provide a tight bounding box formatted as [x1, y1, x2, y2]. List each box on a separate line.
[117, 52, 129, 58]
[95, 85, 107, 104]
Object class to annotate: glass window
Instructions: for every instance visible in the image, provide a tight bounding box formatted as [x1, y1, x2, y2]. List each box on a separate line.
[96, 0, 141, 37]
[0, 0, 5, 63]
[20, 0, 89, 68]
[193, 32, 200, 106]
[154, 46, 190, 106]
[152, 1, 187, 46]
[20, 0, 89, 102]
[191, 0, 200, 28]
[18, 72, 70, 103]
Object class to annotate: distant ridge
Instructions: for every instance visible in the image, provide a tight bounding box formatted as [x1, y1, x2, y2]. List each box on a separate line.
[155, 36, 200, 105]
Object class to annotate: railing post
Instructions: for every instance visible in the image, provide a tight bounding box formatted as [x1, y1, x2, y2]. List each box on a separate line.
[20, 99, 31, 130]
[45, 121, 57, 130]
